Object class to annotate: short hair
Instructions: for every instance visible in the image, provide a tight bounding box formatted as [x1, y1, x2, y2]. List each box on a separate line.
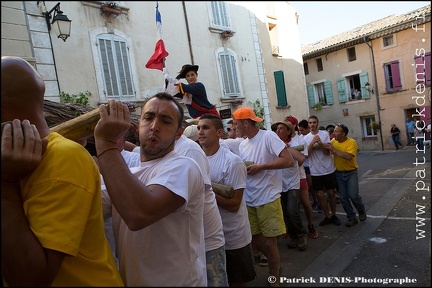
[199, 113, 224, 130]
[337, 124, 349, 135]
[298, 119, 309, 129]
[308, 115, 319, 122]
[227, 119, 233, 125]
[142, 92, 184, 128]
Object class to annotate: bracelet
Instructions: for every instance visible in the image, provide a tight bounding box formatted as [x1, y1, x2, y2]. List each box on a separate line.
[97, 146, 120, 158]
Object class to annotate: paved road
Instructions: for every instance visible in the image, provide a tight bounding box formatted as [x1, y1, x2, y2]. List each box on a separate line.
[247, 145, 431, 287]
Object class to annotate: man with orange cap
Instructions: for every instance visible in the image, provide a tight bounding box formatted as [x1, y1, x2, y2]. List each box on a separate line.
[232, 107, 294, 286]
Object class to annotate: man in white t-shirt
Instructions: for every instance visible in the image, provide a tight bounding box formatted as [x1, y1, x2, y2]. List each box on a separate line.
[175, 127, 228, 287]
[95, 93, 207, 286]
[303, 116, 341, 227]
[198, 114, 256, 286]
[233, 107, 294, 286]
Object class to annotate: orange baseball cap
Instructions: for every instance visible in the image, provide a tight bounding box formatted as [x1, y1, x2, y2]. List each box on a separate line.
[232, 107, 263, 122]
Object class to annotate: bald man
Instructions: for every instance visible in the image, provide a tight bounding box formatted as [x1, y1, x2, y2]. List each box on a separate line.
[1, 56, 123, 286]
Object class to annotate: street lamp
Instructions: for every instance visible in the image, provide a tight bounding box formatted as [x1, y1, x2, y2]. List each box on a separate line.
[37, 1, 71, 42]
[364, 82, 374, 94]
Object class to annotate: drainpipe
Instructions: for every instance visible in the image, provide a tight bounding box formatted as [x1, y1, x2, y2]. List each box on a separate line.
[181, 2, 194, 64]
[364, 37, 384, 151]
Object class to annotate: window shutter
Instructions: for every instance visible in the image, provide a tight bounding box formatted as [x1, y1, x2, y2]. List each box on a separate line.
[337, 77, 347, 103]
[324, 80, 333, 105]
[274, 71, 288, 107]
[307, 84, 315, 107]
[416, 52, 431, 86]
[211, 2, 229, 28]
[359, 72, 370, 99]
[390, 61, 402, 91]
[98, 35, 135, 99]
[219, 53, 240, 97]
[426, 52, 431, 86]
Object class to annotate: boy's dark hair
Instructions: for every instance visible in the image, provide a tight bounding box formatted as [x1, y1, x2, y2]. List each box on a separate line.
[298, 119, 309, 129]
[199, 113, 224, 130]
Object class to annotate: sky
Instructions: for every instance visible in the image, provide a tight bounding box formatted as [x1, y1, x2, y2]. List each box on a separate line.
[289, 1, 430, 45]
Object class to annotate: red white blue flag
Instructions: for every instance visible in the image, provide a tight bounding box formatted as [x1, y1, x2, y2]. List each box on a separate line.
[145, 2, 169, 71]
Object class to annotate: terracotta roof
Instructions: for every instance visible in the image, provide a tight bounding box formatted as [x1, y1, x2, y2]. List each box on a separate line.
[302, 4, 431, 60]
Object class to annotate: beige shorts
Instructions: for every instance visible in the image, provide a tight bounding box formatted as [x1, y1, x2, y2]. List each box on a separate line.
[247, 197, 286, 237]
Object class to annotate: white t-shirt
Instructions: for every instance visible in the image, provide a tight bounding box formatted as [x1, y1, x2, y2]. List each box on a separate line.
[175, 135, 225, 252]
[206, 146, 252, 250]
[106, 150, 207, 286]
[121, 149, 140, 167]
[239, 129, 286, 207]
[223, 137, 244, 156]
[290, 134, 307, 180]
[303, 130, 336, 176]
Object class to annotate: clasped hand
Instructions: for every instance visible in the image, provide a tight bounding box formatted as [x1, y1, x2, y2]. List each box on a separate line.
[1, 119, 48, 183]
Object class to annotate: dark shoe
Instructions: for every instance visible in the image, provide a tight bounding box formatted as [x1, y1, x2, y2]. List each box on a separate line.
[319, 217, 332, 226]
[287, 237, 297, 249]
[253, 254, 261, 263]
[297, 234, 307, 251]
[359, 211, 367, 222]
[331, 215, 341, 226]
[346, 219, 358, 227]
[308, 224, 319, 239]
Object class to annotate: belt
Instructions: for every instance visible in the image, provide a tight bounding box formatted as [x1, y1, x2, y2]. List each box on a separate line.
[337, 169, 357, 173]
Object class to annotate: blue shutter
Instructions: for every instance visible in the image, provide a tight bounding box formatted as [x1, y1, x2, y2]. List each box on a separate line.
[274, 70, 288, 107]
[307, 84, 315, 107]
[324, 80, 333, 105]
[359, 72, 370, 99]
[337, 77, 347, 103]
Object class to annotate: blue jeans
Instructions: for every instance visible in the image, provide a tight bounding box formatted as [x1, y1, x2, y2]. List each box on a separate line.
[392, 135, 403, 149]
[335, 170, 365, 221]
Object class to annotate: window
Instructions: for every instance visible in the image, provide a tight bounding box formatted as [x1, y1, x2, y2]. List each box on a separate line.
[361, 116, 378, 137]
[274, 70, 288, 107]
[336, 72, 371, 103]
[303, 62, 309, 75]
[383, 35, 394, 47]
[307, 81, 333, 107]
[414, 51, 431, 86]
[97, 34, 135, 100]
[316, 58, 323, 72]
[383, 60, 402, 92]
[209, 2, 230, 29]
[216, 49, 241, 98]
[347, 47, 356, 62]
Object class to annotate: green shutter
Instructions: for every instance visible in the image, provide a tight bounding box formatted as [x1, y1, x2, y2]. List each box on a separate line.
[337, 77, 347, 103]
[324, 80, 333, 105]
[307, 84, 315, 107]
[274, 70, 288, 107]
[359, 72, 370, 99]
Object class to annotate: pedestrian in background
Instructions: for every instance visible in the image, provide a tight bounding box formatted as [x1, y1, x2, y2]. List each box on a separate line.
[405, 117, 416, 145]
[390, 124, 404, 150]
[325, 124, 367, 227]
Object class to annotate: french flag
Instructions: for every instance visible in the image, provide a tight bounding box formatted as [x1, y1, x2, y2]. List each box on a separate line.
[145, 2, 169, 71]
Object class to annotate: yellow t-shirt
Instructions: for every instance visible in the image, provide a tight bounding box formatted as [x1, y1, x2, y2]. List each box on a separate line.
[331, 137, 358, 171]
[20, 133, 123, 286]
